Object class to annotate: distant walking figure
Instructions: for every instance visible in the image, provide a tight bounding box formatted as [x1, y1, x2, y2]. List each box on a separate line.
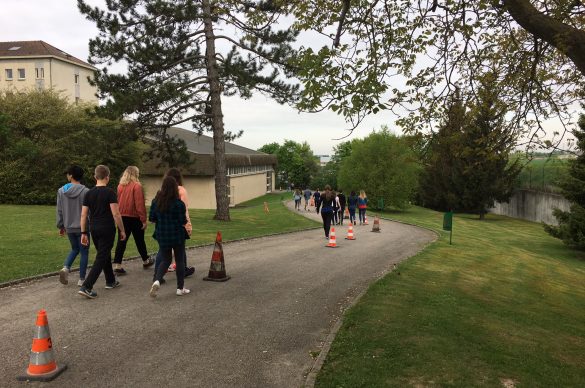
[113, 166, 154, 275]
[303, 188, 312, 211]
[337, 189, 346, 225]
[358, 190, 368, 225]
[294, 189, 302, 211]
[347, 191, 359, 225]
[313, 189, 321, 212]
[317, 185, 336, 239]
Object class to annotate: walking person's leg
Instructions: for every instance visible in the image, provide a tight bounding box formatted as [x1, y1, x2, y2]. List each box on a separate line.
[324, 211, 333, 238]
[130, 217, 153, 267]
[113, 216, 132, 273]
[78, 234, 90, 285]
[80, 228, 115, 296]
[340, 207, 345, 225]
[321, 212, 328, 238]
[151, 246, 172, 297]
[174, 244, 188, 294]
[60, 232, 81, 284]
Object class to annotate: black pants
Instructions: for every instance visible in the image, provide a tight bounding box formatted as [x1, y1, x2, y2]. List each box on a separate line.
[321, 211, 333, 238]
[339, 206, 346, 224]
[114, 216, 148, 264]
[83, 228, 116, 289]
[333, 208, 339, 224]
[154, 243, 186, 289]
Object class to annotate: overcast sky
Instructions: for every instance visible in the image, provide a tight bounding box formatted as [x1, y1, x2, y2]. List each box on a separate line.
[1, 0, 401, 155]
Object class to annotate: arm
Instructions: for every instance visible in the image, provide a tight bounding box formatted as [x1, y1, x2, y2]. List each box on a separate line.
[134, 184, 148, 229]
[56, 191, 65, 236]
[80, 206, 89, 246]
[110, 203, 126, 241]
[179, 187, 192, 235]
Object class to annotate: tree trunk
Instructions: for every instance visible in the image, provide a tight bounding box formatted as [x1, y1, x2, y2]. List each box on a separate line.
[503, 0, 585, 76]
[202, 0, 230, 221]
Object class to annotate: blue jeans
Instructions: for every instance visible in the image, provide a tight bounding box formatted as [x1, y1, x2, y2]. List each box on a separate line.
[349, 208, 356, 224]
[64, 232, 89, 279]
[154, 243, 187, 289]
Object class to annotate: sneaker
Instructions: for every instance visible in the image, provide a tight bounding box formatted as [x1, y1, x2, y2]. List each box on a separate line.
[176, 288, 191, 296]
[185, 266, 195, 278]
[150, 281, 160, 297]
[152, 277, 166, 285]
[142, 256, 155, 268]
[114, 268, 127, 275]
[59, 267, 69, 285]
[77, 279, 85, 287]
[168, 263, 176, 272]
[78, 288, 97, 299]
[105, 280, 121, 289]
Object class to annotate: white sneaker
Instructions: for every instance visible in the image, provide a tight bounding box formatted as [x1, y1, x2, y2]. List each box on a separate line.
[150, 281, 160, 297]
[59, 268, 69, 285]
[176, 288, 191, 296]
[77, 279, 85, 287]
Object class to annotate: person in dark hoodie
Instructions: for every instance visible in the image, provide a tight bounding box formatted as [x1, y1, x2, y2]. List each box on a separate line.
[317, 185, 336, 239]
[57, 165, 90, 286]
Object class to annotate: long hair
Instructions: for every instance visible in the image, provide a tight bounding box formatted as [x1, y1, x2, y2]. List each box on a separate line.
[164, 168, 184, 187]
[119, 166, 140, 185]
[323, 185, 336, 201]
[359, 190, 367, 199]
[154, 176, 179, 213]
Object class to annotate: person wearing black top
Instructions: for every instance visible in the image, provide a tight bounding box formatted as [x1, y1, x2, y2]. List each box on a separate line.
[79, 165, 126, 299]
[317, 185, 336, 239]
[313, 189, 321, 213]
[337, 189, 346, 225]
[347, 191, 359, 225]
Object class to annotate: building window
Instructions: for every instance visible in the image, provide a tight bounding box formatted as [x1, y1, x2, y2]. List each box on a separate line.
[5, 69, 13, 80]
[74, 74, 79, 84]
[35, 68, 44, 79]
[17, 68, 25, 80]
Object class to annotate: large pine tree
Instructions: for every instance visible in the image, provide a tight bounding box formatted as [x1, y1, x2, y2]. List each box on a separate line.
[418, 91, 466, 211]
[545, 115, 585, 249]
[457, 73, 521, 219]
[78, 0, 299, 220]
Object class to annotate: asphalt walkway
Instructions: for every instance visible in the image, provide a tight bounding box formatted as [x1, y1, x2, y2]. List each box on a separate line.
[0, 202, 435, 387]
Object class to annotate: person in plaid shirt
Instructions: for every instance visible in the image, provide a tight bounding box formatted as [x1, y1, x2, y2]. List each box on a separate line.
[149, 176, 190, 297]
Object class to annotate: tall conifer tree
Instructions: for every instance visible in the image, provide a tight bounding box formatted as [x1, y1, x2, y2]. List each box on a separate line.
[78, 0, 299, 220]
[545, 115, 585, 249]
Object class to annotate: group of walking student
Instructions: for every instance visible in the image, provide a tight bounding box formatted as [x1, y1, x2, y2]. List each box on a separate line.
[299, 186, 368, 240]
[56, 164, 194, 299]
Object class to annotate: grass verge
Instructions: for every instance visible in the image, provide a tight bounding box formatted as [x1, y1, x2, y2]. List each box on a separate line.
[0, 193, 319, 284]
[316, 206, 585, 387]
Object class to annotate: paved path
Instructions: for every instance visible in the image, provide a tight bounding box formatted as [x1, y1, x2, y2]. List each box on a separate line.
[0, 202, 435, 387]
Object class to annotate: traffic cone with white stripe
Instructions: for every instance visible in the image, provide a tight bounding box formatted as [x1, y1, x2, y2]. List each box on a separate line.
[17, 310, 67, 382]
[364, 214, 369, 225]
[326, 227, 338, 248]
[371, 216, 381, 232]
[203, 231, 231, 282]
[345, 223, 356, 240]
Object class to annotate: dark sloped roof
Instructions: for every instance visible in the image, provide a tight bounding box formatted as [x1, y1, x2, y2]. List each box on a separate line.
[166, 127, 264, 155]
[0, 41, 95, 70]
[142, 127, 276, 176]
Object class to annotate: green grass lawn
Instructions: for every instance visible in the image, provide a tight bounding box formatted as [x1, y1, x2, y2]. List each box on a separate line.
[0, 194, 319, 284]
[316, 207, 585, 387]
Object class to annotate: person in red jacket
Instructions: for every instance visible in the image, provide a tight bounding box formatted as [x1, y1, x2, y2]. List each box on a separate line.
[112, 166, 154, 274]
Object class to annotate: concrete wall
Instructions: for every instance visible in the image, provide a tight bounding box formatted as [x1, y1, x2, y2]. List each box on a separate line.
[490, 189, 571, 225]
[0, 58, 97, 103]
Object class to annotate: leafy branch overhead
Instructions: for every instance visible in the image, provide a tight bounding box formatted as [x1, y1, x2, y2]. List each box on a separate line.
[290, 0, 585, 149]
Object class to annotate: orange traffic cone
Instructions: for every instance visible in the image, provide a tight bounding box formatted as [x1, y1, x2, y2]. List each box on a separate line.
[203, 231, 231, 282]
[344, 208, 349, 219]
[345, 223, 356, 240]
[17, 310, 67, 382]
[364, 215, 369, 225]
[371, 216, 381, 232]
[326, 227, 338, 248]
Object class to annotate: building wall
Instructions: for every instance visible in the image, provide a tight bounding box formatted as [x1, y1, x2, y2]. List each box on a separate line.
[490, 189, 570, 225]
[229, 172, 273, 205]
[142, 171, 274, 209]
[0, 57, 97, 103]
[142, 175, 217, 210]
